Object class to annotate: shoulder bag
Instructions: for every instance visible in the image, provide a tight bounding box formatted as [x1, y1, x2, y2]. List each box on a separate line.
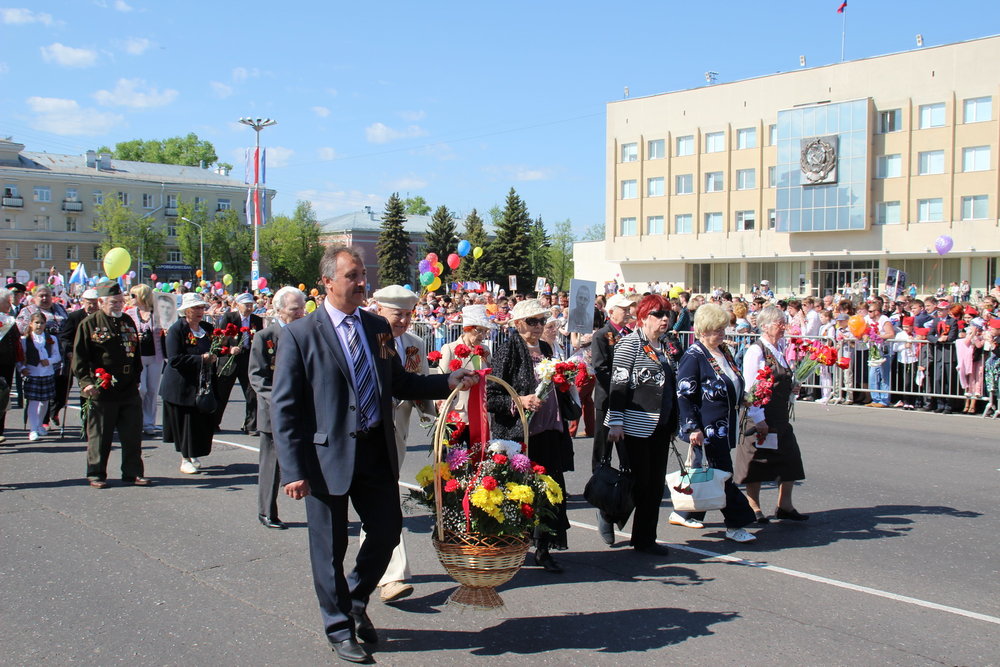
[195, 358, 217, 414]
[584, 450, 635, 525]
[666, 439, 731, 512]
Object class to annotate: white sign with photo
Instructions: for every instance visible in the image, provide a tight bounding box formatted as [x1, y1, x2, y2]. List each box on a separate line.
[154, 293, 178, 331]
[567, 279, 597, 334]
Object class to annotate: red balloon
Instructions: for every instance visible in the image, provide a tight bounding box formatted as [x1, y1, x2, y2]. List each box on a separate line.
[447, 253, 461, 270]
[214, 281, 223, 289]
[431, 264, 442, 276]
[150, 273, 158, 281]
[426, 252, 438, 264]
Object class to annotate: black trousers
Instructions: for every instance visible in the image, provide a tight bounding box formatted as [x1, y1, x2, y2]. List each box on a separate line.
[214, 352, 257, 431]
[591, 406, 610, 472]
[86, 392, 144, 480]
[676, 438, 755, 530]
[304, 425, 400, 644]
[257, 430, 281, 519]
[617, 426, 669, 549]
[0, 363, 13, 436]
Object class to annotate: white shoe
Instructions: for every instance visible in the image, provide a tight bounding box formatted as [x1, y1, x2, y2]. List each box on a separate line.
[379, 580, 414, 602]
[190, 458, 202, 469]
[669, 511, 704, 529]
[816, 397, 829, 404]
[180, 459, 198, 474]
[725, 528, 757, 543]
[28, 431, 39, 441]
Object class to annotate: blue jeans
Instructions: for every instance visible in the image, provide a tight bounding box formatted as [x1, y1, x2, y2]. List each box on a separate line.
[868, 357, 890, 405]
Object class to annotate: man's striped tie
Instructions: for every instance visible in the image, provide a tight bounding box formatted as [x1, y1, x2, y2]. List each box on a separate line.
[344, 315, 378, 430]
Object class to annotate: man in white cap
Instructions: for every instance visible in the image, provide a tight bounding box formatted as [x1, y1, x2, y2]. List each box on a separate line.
[216, 293, 263, 434]
[370, 284, 435, 602]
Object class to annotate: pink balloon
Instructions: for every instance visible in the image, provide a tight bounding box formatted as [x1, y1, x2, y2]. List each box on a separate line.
[426, 252, 438, 264]
[214, 281, 223, 289]
[447, 253, 461, 270]
[431, 264, 442, 276]
[150, 273, 158, 281]
[258, 277, 267, 288]
[934, 235, 954, 256]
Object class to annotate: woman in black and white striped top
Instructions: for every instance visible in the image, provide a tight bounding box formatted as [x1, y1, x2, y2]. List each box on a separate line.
[606, 294, 677, 555]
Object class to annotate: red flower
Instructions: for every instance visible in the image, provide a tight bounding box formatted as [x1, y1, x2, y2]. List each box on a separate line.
[240, 326, 250, 333]
[473, 345, 486, 358]
[448, 359, 462, 371]
[532, 464, 546, 474]
[446, 410, 462, 423]
[577, 361, 587, 372]
[481, 476, 497, 490]
[444, 479, 460, 493]
[212, 328, 224, 336]
[454, 343, 471, 359]
[427, 350, 442, 362]
[837, 356, 851, 369]
[552, 373, 566, 386]
[520, 503, 534, 519]
[220, 346, 230, 355]
[492, 454, 507, 464]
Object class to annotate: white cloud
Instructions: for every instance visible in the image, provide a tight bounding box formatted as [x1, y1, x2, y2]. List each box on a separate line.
[311, 106, 330, 118]
[210, 81, 233, 99]
[296, 188, 381, 218]
[114, 0, 132, 11]
[40, 42, 98, 68]
[483, 164, 553, 182]
[398, 110, 426, 122]
[364, 122, 428, 144]
[388, 176, 428, 191]
[265, 146, 294, 168]
[231, 66, 260, 82]
[26, 96, 123, 136]
[93, 78, 177, 109]
[317, 147, 337, 160]
[123, 37, 151, 55]
[1, 8, 54, 25]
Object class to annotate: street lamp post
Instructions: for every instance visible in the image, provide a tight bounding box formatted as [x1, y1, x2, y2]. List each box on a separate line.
[238, 116, 277, 290]
[180, 216, 204, 283]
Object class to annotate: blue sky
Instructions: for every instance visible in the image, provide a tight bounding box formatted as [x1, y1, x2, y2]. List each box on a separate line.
[2, 1, 998, 236]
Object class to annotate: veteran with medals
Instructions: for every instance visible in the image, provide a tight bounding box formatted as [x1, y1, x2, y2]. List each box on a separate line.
[72, 281, 149, 488]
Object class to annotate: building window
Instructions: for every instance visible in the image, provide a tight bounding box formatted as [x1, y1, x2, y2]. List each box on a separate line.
[33, 186, 51, 203]
[166, 194, 178, 208]
[167, 250, 183, 262]
[962, 146, 991, 172]
[879, 109, 901, 133]
[736, 168, 756, 190]
[65, 217, 77, 232]
[65, 187, 78, 201]
[768, 124, 777, 146]
[704, 131, 725, 153]
[647, 139, 665, 160]
[917, 197, 944, 222]
[167, 223, 178, 237]
[735, 210, 756, 231]
[767, 208, 776, 229]
[876, 201, 901, 225]
[768, 166, 777, 188]
[4, 184, 18, 198]
[917, 150, 945, 175]
[675, 174, 693, 195]
[93, 191, 104, 205]
[704, 212, 723, 233]
[675, 135, 694, 156]
[619, 217, 637, 236]
[34, 243, 52, 259]
[620, 179, 637, 199]
[194, 196, 205, 210]
[647, 215, 664, 235]
[117, 191, 130, 206]
[142, 193, 155, 209]
[5, 244, 17, 259]
[93, 246, 101, 260]
[646, 177, 664, 197]
[918, 103, 946, 129]
[705, 171, 724, 192]
[217, 198, 231, 211]
[620, 142, 638, 162]
[876, 154, 902, 178]
[4, 215, 14, 229]
[961, 195, 989, 220]
[675, 213, 693, 234]
[33, 215, 50, 230]
[963, 96, 992, 123]
[736, 127, 757, 149]
[66, 244, 78, 259]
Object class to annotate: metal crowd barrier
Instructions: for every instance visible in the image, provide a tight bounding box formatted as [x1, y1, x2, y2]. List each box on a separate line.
[407, 321, 574, 360]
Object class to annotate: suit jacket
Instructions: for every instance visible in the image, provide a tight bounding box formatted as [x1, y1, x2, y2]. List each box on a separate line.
[591, 321, 629, 412]
[391, 330, 436, 466]
[248, 321, 284, 434]
[271, 307, 452, 496]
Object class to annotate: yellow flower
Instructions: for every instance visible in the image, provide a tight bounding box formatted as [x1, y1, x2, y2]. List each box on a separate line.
[505, 482, 534, 505]
[437, 462, 452, 481]
[470, 486, 505, 522]
[415, 463, 451, 488]
[539, 474, 563, 505]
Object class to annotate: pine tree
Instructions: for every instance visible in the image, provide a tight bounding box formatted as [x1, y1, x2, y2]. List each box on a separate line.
[375, 193, 412, 288]
[528, 215, 552, 292]
[455, 208, 489, 283]
[423, 205, 458, 281]
[483, 188, 533, 293]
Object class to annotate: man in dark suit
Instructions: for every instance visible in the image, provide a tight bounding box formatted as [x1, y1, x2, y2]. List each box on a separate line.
[589, 293, 632, 544]
[248, 285, 306, 530]
[215, 292, 263, 434]
[271, 246, 478, 664]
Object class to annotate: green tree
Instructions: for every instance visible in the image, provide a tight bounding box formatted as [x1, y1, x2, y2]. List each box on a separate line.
[482, 188, 532, 293]
[528, 215, 552, 291]
[203, 210, 253, 286]
[423, 205, 458, 281]
[260, 200, 325, 288]
[549, 218, 576, 291]
[403, 195, 431, 216]
[175, 200, 209, 272]
[376, 193, 413, 287]
[454, 208, 489, 283]
[91, 195, 166, 272]
[98, 133, 219, 167]
[582, 223, 605, 241]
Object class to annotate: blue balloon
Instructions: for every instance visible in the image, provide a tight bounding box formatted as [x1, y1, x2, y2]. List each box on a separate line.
[403, 284, 413, 291]
[457, 239, 471, 257]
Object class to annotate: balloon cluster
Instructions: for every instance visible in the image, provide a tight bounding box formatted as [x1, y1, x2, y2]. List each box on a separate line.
[416, 240, 484, 292]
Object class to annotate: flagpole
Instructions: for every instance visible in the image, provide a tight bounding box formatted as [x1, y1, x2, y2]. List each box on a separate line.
[238, 117, 277, 291]
[841, 6, 847, 62]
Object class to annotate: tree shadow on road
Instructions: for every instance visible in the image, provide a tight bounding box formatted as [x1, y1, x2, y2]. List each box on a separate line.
[375, 607, 739, 655]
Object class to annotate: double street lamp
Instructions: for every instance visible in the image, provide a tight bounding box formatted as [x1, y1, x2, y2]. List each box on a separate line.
[238, 116, 277, 290]
[179, 216, 204, 283]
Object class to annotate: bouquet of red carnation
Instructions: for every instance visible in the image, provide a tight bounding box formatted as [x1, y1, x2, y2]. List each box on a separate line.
[448, 342, 489, 372]
[746, 366, 774, 407]
[80, 367, 115, 427]
[211, 323, 240, 376]
[427, 350, 442, 368]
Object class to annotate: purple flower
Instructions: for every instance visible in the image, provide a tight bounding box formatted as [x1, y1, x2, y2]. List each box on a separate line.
[446, 448, 470, 471]
[510, 453, 531, 473]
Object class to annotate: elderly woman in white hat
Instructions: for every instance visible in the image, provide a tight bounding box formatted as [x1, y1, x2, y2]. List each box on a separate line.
[487, 298, 571, 573]
[159, 292, 219, 474]
[436, 304, 494, 425]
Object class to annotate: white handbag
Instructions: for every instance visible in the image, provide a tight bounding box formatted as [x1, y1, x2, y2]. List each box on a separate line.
[666, 439, 731, 512]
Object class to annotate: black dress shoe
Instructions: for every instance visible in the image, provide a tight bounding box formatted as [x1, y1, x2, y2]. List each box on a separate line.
[329, 637, 372, 664]
[633, 543, 671, 557]
[774, 507, 809, 521]
[349, 610, 378, 644]
[754, 511, 771, 524]
[596, 511, 615, 546]
[258, 515, 287, 530]
[533, 550, 564, 573]
[123, 477, 153, 486]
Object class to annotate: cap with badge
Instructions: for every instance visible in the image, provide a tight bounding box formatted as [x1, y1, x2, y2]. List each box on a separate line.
[95, 281, 122, 297]
[372, 285, 420, 311]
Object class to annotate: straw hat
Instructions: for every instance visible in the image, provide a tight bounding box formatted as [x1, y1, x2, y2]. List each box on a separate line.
[460, 305, 494, 328]
[177, 292, 208, 311]
[509, 298, 550, 322]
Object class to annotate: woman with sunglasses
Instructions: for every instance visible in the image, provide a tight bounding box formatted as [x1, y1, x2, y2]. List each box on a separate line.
[605, 294, 678, 556]
[487, 298, 571, 573]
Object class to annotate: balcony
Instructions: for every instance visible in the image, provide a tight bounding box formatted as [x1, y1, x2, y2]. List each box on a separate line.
[164, 207, 179, 217]
[2, 196, 24, 208]
[62, 200, 83, 212]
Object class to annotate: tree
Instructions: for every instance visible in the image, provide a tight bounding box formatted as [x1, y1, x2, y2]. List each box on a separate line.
[528, 215, 552, 291]
[98, 133, 219, 167]
[549, 219, 576, 291]
[423, 205, 458, 281]
[375, 193, 412, 287]
[582, 223, 605, 241]
[203, 210, 253, 286]
[175, 200, 209, 271]
[91, 196, 166, 272]
[454, 208, 489, 283]
[260, 200, 325, 288]
[482, 188, 532, 293]
[403, 195, 431, 216]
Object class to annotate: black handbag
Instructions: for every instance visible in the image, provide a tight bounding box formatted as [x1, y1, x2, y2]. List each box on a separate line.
[584, 452, 635, 525]
[195, 360, 217, 414]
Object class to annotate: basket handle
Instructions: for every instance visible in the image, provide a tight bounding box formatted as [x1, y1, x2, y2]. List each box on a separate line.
[432, 374, 527, 542]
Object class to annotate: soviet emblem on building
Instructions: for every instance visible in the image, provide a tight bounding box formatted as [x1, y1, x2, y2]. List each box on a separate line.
[799, 135, 838, 185]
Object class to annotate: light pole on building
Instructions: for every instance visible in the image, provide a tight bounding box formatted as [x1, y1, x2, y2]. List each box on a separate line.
[180, 216, 204, 283]
[238, 117, 277, 290]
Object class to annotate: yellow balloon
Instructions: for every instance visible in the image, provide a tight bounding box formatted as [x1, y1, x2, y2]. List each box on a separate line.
[433, 261, 443, 274]
[669, 286, 684, 299]
[102, 247, 131, 279]
[223, 273, 233, 286]
[472, 246, 483, 259]
[305, 300, 317, 313]
[428, 276, 442, 292]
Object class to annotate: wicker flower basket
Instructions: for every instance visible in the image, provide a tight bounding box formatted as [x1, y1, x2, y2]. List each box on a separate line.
[431, 375, 531, 610]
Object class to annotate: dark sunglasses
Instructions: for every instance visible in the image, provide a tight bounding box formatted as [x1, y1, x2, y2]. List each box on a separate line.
[648, 310, 670, 319]
[523, 317, 546, 326]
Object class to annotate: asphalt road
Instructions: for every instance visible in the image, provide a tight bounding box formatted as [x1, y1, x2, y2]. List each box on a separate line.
[1, 394, 997, 666]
